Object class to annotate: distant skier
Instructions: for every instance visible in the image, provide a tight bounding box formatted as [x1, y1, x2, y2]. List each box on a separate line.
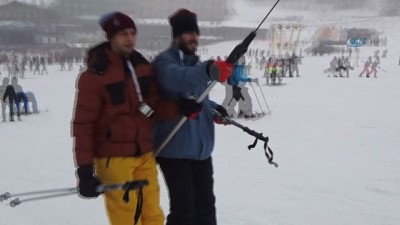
[0, 77, 8, 122]
[374, 49, 380, 58]
[343, 57, 353, 77]
[367, 56, 380, 78]
[382, 49, 387, 58]
[266, 57, 282, 85]
[246, 60, 252, 75]
[6, 63, 12, 78]
[325, 56, 338, 77]
[3, 81, 20, 121]
[291, 52, 300, 77]
[33, 60, 40, 75]
[11, 78, 29, 115]
[79, 65, 85, 73]
[40, 61, 48, 75]
[264, 57, 272, 85]
[259, 56, 266, 70]
[359, 56, 372, 78]
[336, 56, 347, 77]
[282, 53, 291, 77]
[227, 56, 257, 118]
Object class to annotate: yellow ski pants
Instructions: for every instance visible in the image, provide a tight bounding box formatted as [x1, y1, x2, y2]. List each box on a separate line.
[95, 152, 164, 225]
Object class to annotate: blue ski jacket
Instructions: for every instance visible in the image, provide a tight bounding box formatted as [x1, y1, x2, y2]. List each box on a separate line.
[229, 64, 251, 86]
[153, 46, 218, 160]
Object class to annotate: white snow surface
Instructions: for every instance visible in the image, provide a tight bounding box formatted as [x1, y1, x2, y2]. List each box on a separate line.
[1, 17, 400, 225]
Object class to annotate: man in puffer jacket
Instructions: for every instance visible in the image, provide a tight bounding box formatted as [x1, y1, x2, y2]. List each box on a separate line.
[72, 12, 182, 225]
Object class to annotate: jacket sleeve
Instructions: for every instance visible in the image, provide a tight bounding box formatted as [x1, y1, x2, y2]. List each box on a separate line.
[72, 72, 103, 167]
[146, 77, 180, 121]
[154, 53, 212, 93]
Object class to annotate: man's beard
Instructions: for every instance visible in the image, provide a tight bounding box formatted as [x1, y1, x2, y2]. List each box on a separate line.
[114, 44, 134, 57]
[177, 38, 198, 55]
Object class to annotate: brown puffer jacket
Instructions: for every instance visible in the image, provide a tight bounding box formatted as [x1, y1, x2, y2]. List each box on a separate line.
[72, 42, 178, 167]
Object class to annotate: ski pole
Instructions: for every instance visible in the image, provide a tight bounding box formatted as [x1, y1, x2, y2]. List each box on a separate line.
[249, 82, 264, 114]
[1, 180, 149, 207]
[377, 66, 387, 73]
[0, 187, 77, 202]
[0, 187, 76, 202]
[256, 83, 271, 114]
[255, 0, 281, 32]
[212, 110, 278, 167]
[8, 192, 78, 208]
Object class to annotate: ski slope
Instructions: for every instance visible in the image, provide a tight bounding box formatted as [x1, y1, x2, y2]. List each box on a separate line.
[0, 44, 399, 225]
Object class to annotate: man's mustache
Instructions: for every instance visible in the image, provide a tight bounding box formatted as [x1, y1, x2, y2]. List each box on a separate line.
[187, 40, 198, 45]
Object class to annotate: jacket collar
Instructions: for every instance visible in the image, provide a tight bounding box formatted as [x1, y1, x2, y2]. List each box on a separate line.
[169, 45, 199, 66]
[86, 42, 149, 75]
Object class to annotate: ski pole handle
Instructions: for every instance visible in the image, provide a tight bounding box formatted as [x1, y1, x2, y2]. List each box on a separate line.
[226, 31, 257, 64]
[0, 192, 11, 202]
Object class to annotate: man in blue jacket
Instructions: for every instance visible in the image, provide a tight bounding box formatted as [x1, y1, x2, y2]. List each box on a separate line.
[153, 8, 234, 225]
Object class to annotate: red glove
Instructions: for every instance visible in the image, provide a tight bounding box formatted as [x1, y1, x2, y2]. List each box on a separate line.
[208, 61, 234, 82]
[214, 117, 225, 125]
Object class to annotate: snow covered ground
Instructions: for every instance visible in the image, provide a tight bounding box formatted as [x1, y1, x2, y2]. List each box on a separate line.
[1, 12, 400, 225]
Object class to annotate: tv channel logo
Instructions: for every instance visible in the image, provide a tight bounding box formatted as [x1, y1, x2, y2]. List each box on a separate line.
[347, 37, 367, 47]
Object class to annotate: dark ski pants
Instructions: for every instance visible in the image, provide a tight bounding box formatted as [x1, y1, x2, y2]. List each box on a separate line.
[6, 99, 19, 120]
[16, 92, 28, 114]
[157, 157, 217, 225]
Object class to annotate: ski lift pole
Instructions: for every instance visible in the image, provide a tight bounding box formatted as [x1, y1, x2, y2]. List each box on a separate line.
[256, 83, 271, 114]
[213, 110, 278, 167]
[226, 0, 281, 64]
[249, 82, 265, 114]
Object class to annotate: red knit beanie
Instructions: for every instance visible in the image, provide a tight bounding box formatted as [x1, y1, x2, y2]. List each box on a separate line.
[98, 11, 137, 39]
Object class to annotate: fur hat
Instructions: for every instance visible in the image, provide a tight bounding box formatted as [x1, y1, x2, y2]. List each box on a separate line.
[169, 9, 200, 38]
[98, 11, 137, 39]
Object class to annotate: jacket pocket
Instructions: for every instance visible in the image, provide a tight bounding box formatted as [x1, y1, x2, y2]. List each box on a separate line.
[109, 115, 137, 143]
[106, 81, 125, 105]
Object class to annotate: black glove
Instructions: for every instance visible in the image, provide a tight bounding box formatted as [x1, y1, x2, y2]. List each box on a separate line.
[215, 105, 229, 117]
[177, 98, 203, 119]
[214, 105, 230, 125]
[76, 165, 101, 198]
